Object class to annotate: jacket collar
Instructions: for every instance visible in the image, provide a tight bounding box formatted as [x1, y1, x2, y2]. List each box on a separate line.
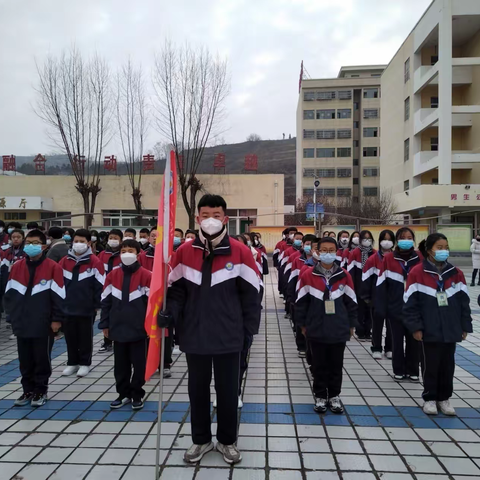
[122, 261, 141, 274]
[50, 239, 66, 247]
[193, 231, 231, 256]
[312, 262, 345, 284]
[393, 249, 419, 264]
[422, 259, 457, 280]
[26, 252, 47, 267]
[67, 247, 93, 263]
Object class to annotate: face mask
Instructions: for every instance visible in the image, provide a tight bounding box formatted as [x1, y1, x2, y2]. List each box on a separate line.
[0, 227, 3, 233]
[91, 236, 97, 242]
[121, 252, 137, 266]
[46, 239, 52, 246]
[294, 239, 302, 247]
[433, 250, 449, 262]
[352, 237, 359, 245]
[254, 239, 259, 246]
[8, 228, 14, 234]
[247, 240, 252, 247]
[398, 239, 414, 250]
[201, 218, 223, 236]
[340, 238, 349, 247]
[380, 240, 393, 250]
[24, 244, 43, 258]
[304, 245, 312, 254]
[362, 239, 372, 247]
[289, 233, 295, 240]
[63, 235, 71, 242]
[312, 252, 320, 261]
[139, 238, 148, 245]
[72, 242, 88, 254]
[282, 234, 286, 240]
[320, 252, 336, 265]
[108, 239, 120, 248]
[173, 237, 182, 246]
[185, 237, 194, 242]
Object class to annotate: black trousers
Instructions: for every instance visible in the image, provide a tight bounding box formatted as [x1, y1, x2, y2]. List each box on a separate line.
[310, 341, 346, 399]
[371, 312, 392, 353]
[292, 304, 306, 352]
[114, 339, 147, 401]
[355, 299, 372, 337]
[472, 269, 480, 285]
[64, 316, 94, 366]
[103, 336, 112, 347]
[17, 335, 54, 395]
[389, 318, 420, 376]
[421, 342, 456, 402]
[186, 352, 240, 446]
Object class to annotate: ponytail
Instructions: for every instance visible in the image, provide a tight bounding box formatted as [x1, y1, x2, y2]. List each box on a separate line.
[418, 239, 427, 258]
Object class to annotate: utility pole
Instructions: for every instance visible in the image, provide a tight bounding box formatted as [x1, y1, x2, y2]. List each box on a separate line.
[313, 177, 320, 236]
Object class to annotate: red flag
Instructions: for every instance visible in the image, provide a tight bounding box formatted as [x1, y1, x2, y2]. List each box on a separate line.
[145, 150, 177, 381]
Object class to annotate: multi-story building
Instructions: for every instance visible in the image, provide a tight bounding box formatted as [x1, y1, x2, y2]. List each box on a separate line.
[381, 0, 480, 231]
[296, 65, 386, 203]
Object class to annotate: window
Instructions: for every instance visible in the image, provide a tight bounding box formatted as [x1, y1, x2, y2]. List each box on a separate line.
[304, 91, 315, 101]
[364, 88, 379, 99]
[5, 212, 27, 221]
[431, 97, 438, 108]
[303, 148, 315, 158]
[364, 187, 378, 197]
[404, 180, 410, 191]
[404, 138, 410, 161]
[316, 129, 336, 139]
[319, 188, 335, 197]
[316, 109, 335, 120]
[363, 168, 378, 177]
[303, 129, 315, 139]
[338, 90, 352, 100]
[404, 57, 410, 83]
[40, 211, 71, 227]
[317, 148, 335, 158]
[303, 168, 315, 177]
[353, 140, 359, 147]
[353, 158, 359, 166]
[432, 178, 439, 185]
[353, 121, 359, 128]
[431, 55, 438, 65]
[337, 148, 352, 157]
[337, 168, 352, 178]
[405, 97, 410, 121]
[303, 110, 314, 120]
[337, 109, 352, 119]
[337, 188, 352, 197]
[431, 137, 438, 151]
[354, 102, 359, 110]
[102, 209, 157, 227]
[363, 127, 378, 137]
[371, 73, 381, 77]
[351, 74, 360, 78]
[317, 91, 336, 101]
[303, 188, 314, 197]
[317, 169, 335, 178]
[364, 109, 379, 119]
[337, 129, 352, 139]
[363, 147, 378, 157]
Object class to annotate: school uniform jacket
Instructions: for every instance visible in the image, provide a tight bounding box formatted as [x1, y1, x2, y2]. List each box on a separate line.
[167, 234, 261, 355]
[403, 260, 472, 343]
[279, 246, 301, 294]
[3, 255, 65, 337]
[360, 251, 386, 311]
[255, 244, 269, 276]
[97, 249, 121, 274]
[99, 263, 151, 343]
[0, 232, 8, 246]
[0, 245, 26, 297]
[347, 248, 376, 292]
[59, 251, 105, 317]
[286, 253, 307, 304]
[336, 248, 350, 268]
[139, 245, 154, 271]
[273, 240, 286, 268]
[295, 265, 358, 343]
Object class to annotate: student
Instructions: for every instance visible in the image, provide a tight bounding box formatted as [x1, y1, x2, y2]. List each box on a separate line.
[336, 230, 351, 268]
[97, 229, 123, 353]
[279, 230, 303, 310]
[6, 222, 23, 234]
[90, 230, 104, 254]
[296, 237, 358, 414]
[27, 222, 40, 232]
[252, 232, 269, 277]
[0, 220, 8, 246]
[323, 231, 330, 238]
[174, 228, 184, 251]
[403, 233, 472, 416]
[348, 231, 360, 251]
[276, 227, 297, 296]
[4, 230, 64, 407]
[99, 239, 151, 410]
[124, 228, 137, 240]
[328, 232, 336, 239]
[273, 228, 289, 268]
[185, 229, 197, 242]
[47, 227, 70, 263]
[361, 229, 395, 359]
[99, 231, 109, 250]
[59, 229, 105, 377]
[348, 230, 375, 340]
[62, 227, 75, 246]
[139, 228, 151, 250]
[138, 227, 157, 272]
[380, 227, 421, 381]
[470, 233, 480, 286]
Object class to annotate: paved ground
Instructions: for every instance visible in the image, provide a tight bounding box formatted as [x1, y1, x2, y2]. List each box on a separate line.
[0, 265, 480, 479]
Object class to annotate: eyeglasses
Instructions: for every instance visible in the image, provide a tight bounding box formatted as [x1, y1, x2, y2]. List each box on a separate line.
[25, 241, 43, 246]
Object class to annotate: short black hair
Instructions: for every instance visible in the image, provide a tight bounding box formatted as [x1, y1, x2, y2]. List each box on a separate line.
[302, 234, 317, 244]
[287, 227, 298, 234]
[27, 222, 39, 230]
[48, 226, 63, 240]
[26, 229, 46, 245]
[125, 228, 137, 236]
[150, 226, 157, 233]
[294, 231, 304, 237]
[185, 229, 197, 238]
[121, 239, 141, 253]
[62, 227, 75, 238]
[90, 229, 99, 237]
[139, 228, 150, 235]
[7, 222, 22, 230]
[109, 229, 123, 240]
[197, 194, 227, 213]
[175, 228, 184, 237]
[0, 220, 4, 228]
[11, 228, 25, 238]
[319, 237, 337, 249]
[234, 235, 247, 245]
[99, 231, 109, 240]
[74, 228, 91, 242]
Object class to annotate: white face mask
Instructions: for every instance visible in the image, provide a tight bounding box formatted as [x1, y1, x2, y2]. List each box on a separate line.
[139, 238, 148, 245]
[201, 217, 223, 236]
[362, 239, 372, 247]
[108, 239, 120, 248]
[352, 237, 359, 245]
[72, 242, 88, 254]
[0, 227, 3, 233]
[91, 236, 97, 242]
[312, 252, 320, 261]
[340, 238, 349, 247]
[289, 233, 295, 240]
[185, 237, 194, 242]
[380, 240, 393, 250]
[121, 252, 137, 266]
[46, 239, 52, 246]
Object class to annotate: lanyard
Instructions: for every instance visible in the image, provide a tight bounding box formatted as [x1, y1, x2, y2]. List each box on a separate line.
[321, 278, 334, 299]
[429, 273, 444, 292]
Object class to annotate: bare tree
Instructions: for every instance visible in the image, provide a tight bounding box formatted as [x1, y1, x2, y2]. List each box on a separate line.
[246, 133, 262, 142]
[153, 41, 230, 229]
[35, 47, 112, 227]
[116, 59, 148, 214]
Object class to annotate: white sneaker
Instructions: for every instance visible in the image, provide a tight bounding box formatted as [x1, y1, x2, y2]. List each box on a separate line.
[213, 398, 217, 408]
[385, 351, 393, 359]
[77, 366, 90, 377]
[372, 351, 382, 360]
[216, 441, 242, 464]
[423, 400, 438, 415]
[438, 400, 456, 416]
[184, 441, 214, 463]
[62, 365, 79, 376]
[172, 346, 182, 355]
[238, 397, 243, 409]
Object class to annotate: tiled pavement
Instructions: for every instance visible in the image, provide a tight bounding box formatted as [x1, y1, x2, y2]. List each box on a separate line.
[1, 266, 480, 478]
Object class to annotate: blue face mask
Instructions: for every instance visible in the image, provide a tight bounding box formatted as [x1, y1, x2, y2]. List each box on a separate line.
[303, 245, 312, 254]
[24, 244, 43, 258]
[294, 239, 302, 247]
[397, 239, 414, 250]
[434, 250, 449, 262]
[63, 235, 71, 242]
[8, 228, 14, 234]
[320, 252, 337, 265]
[173, 237, 181, 246]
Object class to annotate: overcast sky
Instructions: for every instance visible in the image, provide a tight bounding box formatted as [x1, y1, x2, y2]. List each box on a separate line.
[0, 0, 432, 156]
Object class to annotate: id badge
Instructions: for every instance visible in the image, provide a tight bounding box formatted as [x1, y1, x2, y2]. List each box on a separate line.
[436, 291, 448, 307]
[325, 300, 336, 315]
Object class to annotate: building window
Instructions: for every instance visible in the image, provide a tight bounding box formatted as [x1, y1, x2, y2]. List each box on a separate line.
[303, 129, 315, 139]
[363, 127, 378, 137]
[353, 121, 359, 128]
[303, 148, 315, 158]
[371, 73, 381, 77]
[337, 148, 352, 157]
[363, 88, 379, 99]
[431, 97, 438, 108]
[337, 129, 352, 139]
[338, 90, 352, 100]
[337, 109, 352, 119]
[303, 110, 314, 120]
[364, 109, 379, 119]
[337, 168, 351, 178]
[404, 97, 410, 121]
[316, 109, 335, 120]
[316, 148, 335, 158]
[363, 147, 378, 157]
[404, 57, 410, 83]
[304, 91, 315, 101]
[364, 187, 378, 197]
[351, 74, 360, 78]
[353, 158, 359, 166]
[363, 168, 378, 177]
[431, 137, 438, 151]
[317, 91, 336, 101]
[337, 188, 352, 197]
[404, 138, 410, 161]
[316, 130, 336, 139]
[432, 178, 439, 185]
[5, 212, 27, 221]
[303, 168, 315, 177]
[226, 209, 258, 235]
[431, 55, 438, 65]
[353, 102, 359, 110]
[319, 188, 335, 197]
[317, 169, 335, 178]
[404, 180, 410, 191]
[353, 140, 359, 147]
[353, 178, 359, 185]
[102, 209, 156, 227]
[40, 211, 71, 227]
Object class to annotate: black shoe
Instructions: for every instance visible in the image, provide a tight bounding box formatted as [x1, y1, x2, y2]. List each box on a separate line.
[31, 393, 47, 407]
[314, 397, 327, 413]
[14, 392, 33, 407]
[98, 342, 113, 353]
[329, 396, 344, 414]
[110, 397, 131, 409]
[132, 399, 144, 410]
[471, 283, 475, 287]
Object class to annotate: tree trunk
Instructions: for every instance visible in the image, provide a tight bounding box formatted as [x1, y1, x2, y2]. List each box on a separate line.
[132, 188, 143, 215]
[188, 184, 197, 230]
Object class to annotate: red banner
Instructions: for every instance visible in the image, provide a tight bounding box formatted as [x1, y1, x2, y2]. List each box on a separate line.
[145, 150, 177, 380]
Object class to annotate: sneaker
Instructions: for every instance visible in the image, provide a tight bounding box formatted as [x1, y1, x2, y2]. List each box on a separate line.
[9, 334, 16, 340]
[394, 374, 406, 382]
[62, 365, 79, 376]
[471, 283, 476, 287]
[298, 350, 306, 358]
[132, 399, 144, 410]
[31, 393, 47, 407]
[356, 334, 366, 341]
[110, 397, 131, 409]
[423, 400, 438, 415]
[172, 346, 182, 355]
[438, 400, 456, 416]
[163, 368, 172, 378]
[314, 397, 327, 413]
[216, 441, 242, 464]
[77, 366, 90, 377]
[408, 375, 420, 383]
[372, 351, 382, 360]
[14, 392, 33, 406]
[385, 351, 393, 359]
[238, 396, 243, 409]
[284, 313, 290, 320]
[213, 398, 217, 408]
[329, 396, 344, 414]
[184, 441, 214, 463]
[98, 342, 113, 353]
